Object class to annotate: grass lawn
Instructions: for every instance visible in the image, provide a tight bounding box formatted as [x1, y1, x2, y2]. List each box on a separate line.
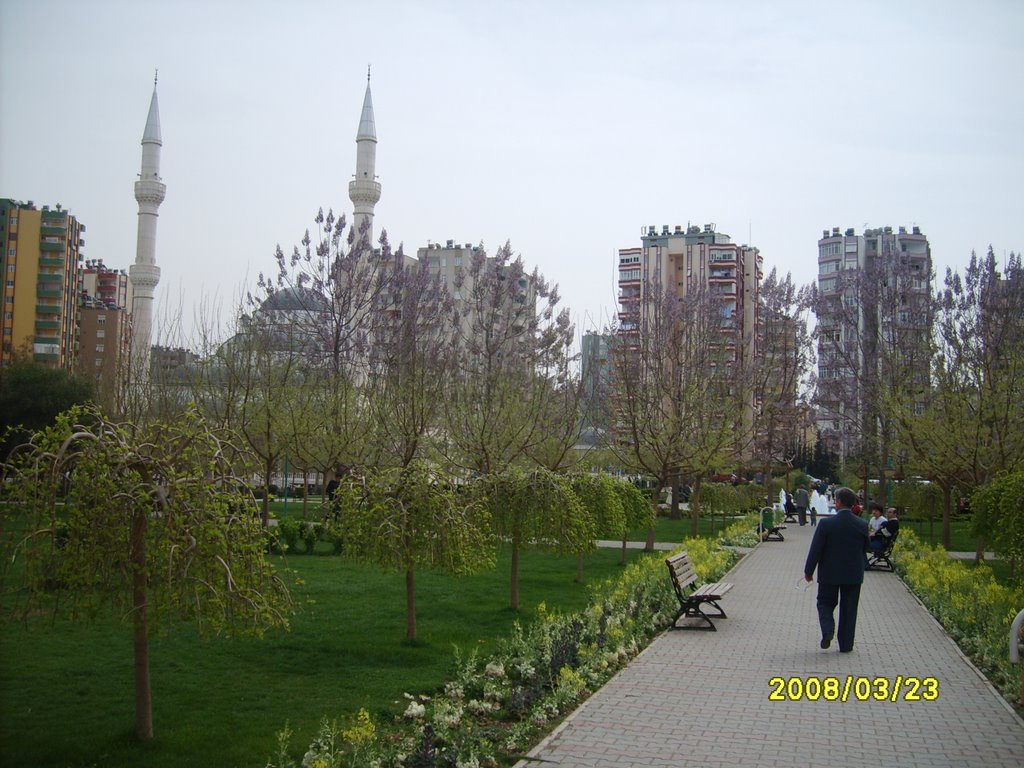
[901, 517, 977, 551]
[624, 512, 747, 542]
[0, 543, 656, 768]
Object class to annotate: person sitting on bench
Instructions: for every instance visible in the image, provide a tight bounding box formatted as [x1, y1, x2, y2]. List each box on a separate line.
[867, 504, 888, 550]
[870, 507, 899, 554]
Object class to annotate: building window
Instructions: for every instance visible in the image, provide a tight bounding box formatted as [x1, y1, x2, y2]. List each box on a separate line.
[97, 314, 106, 323]
[820, 261, 840, 274]
[5, 280, 12, 288]
[7, 248, 14, 257]
[3, 297, 12, 304]
[3, 311, 11, 320]
[95, 343, 105, 352]
[6, 264, 14, 273]
[2, 328, 10, 336]
[95, 358, 103, 367]
[819, 278, 836, 292]
[96, 329, 105, 338]
[454, 255, 462, 267]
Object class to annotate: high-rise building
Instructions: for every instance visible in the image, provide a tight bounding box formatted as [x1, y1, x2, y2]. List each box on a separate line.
[615, 223, 764, 462]
[814, 225, 932, 464]
[1, 199, 86, 369]
[581, 331, 614, 440]
[129, 75, 165, 385]
[617, 223, 763, 366]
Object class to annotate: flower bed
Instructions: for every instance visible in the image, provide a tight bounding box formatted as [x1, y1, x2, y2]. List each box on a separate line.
[895, 529, 1024, 710]
[266, 538, 739, 767]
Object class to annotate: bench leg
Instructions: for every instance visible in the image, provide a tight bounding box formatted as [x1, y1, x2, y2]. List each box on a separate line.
[867, 554, 894, 572]
[671, 599, 727, 631]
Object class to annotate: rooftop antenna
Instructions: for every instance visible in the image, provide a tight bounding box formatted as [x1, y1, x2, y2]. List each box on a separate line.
[154, 68, 158, 87]
[367, 64, 371, 83]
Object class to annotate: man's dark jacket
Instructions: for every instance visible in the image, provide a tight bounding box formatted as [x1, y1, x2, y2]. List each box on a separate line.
[804, 509, 870, 584]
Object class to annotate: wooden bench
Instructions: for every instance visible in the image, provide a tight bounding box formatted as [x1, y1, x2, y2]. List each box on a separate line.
[867, 528, 899, 572]
[665, 551, 733, 631]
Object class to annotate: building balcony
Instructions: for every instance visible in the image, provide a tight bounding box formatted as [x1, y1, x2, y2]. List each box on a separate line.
[33, 352, 60, 362]
[35, 304, 61, 315]
[37, 271, 63, 284]
[37, 287, 62, 298]
[41, 210, 65, 220]
[35, 318, 60, 330]
[40, 225, 66, 237]
[39, 241, 65, 252]
[39, 255, 64, 267]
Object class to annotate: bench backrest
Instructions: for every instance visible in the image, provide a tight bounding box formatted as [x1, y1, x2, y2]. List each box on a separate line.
[879, 527, 899, 554]
[666, 552, 698, 597]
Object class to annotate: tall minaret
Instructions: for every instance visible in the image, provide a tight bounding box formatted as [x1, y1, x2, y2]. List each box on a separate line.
[348, 66, 381, 251]
[129, 72, 165, 384]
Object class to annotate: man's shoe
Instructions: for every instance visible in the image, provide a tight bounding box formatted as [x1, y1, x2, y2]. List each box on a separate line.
[820, 635, 832, 649]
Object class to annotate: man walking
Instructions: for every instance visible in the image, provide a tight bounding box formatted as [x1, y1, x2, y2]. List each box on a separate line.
[794, 485, 809, 526]
[803, 487, 870, 652]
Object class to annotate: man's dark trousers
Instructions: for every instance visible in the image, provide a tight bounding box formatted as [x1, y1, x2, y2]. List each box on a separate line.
[816, 583, 861, 652]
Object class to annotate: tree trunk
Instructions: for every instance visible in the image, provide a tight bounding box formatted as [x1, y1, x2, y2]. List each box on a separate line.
[645, 485, 658, 552]
[620, 536, 627, 566]
[131, 510, 152, 741]
[510, 542, 520, 610]
[689, 477, 702, 539]
[405, 567, 416, 642]
[668, 472, 681, 520]
[301, 469, 309, 518]
[941, 484, 952, 550]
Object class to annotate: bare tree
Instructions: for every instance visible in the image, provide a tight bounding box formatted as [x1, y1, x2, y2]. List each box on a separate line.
[888, 248, 1024, 547]
[611, 277, 743, 541]
[813, 243, 934, 498]
[749, 269, 815, 500]
[442, 242, 575, 476]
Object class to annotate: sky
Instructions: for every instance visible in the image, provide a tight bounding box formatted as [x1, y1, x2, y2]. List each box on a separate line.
[2, 0, 1022, 347]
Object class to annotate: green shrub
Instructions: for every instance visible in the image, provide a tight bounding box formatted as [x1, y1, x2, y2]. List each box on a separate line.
[718, 514, 761, 547]
[299, 521, 319, 555]
[896, 530, 1024, 709]
[321, 521, 344, 555]
[277, 517, 300, 554]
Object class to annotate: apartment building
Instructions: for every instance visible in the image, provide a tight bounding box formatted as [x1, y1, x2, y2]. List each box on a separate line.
[814, 225, 932, 464]
[1, 199, 85, 369]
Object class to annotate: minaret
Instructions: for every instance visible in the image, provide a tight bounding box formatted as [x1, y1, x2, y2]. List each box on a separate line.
[348, 66, 381, 251]
[129, 72, 165, 384]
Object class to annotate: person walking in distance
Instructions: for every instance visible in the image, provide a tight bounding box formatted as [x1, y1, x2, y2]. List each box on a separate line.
[803, 487, 870, 652]
[794, 485, 809, 527]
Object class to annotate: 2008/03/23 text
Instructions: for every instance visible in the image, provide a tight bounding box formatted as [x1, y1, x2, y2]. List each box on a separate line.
[768, 676, 939, 702]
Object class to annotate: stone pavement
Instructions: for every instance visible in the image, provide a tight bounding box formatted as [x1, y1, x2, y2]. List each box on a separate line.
[522, 524, 1024, 767]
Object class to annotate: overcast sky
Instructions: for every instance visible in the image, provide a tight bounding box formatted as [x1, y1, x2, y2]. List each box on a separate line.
[2, 0, 1021, 346]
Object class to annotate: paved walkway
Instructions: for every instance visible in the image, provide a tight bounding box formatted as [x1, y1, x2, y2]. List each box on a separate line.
[523, 524, 1024, 767]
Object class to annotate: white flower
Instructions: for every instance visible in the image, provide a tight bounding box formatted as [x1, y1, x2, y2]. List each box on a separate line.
[484, 661, 505, 678]
[467, 698, 491, 714]
[403, 701, 426, 719]
[444, 682, 465, 700]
